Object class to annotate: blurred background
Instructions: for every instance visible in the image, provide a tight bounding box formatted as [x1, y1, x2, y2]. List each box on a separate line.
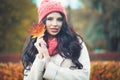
[0, 0, 120, 53]
[0, 0, 120, 80]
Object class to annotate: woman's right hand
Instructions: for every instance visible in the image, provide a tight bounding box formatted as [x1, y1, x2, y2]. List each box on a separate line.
[34, 37, 46, 59]
[34, 37, 50, 67]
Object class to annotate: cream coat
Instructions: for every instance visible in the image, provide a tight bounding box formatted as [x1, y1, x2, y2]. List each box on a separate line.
[23, 42, 90, 80]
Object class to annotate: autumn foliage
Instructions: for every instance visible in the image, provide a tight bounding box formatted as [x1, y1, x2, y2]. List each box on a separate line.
[0, 62, 23, 80]
[0, 61, 120, 80]
[90, 61, 120, 80]
[28, 22, 45, 38]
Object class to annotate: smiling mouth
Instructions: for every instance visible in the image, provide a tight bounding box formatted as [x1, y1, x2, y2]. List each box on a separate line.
[50, 28, 58, 32]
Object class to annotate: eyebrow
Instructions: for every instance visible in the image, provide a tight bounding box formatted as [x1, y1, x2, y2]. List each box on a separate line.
[46, 16, 63, 19]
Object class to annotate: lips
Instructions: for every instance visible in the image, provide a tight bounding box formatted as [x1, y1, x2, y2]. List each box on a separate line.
[50, 28, 58, 32]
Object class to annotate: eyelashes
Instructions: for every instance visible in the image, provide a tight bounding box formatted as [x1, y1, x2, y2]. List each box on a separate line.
[46, 17, 52, 20]
[46, 17, 63, 22]
[57, 18, 63, 21]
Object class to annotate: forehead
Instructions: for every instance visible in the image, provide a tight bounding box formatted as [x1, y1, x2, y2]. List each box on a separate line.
[47, 12, 62, 18]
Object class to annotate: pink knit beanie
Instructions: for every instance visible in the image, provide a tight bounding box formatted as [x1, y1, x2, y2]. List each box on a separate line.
[38, 0, 67, 23]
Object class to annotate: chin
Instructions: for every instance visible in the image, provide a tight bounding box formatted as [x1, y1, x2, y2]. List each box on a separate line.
[50, 33, 58, 36]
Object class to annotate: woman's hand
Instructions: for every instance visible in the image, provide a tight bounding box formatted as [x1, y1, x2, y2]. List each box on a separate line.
[34, 37, 50, 68]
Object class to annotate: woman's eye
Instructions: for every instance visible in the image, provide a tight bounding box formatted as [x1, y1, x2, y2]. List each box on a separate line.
[57, 18, 63, 22]
[47, 17, 53, 20]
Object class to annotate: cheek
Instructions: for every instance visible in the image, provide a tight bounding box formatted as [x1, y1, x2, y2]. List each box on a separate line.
[58, 22, 63, 28]
[45, 23, 50, 30]
[57, 24, 62, 32]
[46, 26, 50, 32]
[58, 25, 62, 31]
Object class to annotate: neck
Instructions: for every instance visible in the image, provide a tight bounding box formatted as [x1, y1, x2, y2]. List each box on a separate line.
[48, 34, 56, 40]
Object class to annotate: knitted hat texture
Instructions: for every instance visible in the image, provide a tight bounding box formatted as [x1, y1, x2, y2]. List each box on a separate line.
[38, 0, 67, 23]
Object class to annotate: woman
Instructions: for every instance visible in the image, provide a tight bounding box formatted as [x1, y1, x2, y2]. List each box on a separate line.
[22, 0, 90, 80]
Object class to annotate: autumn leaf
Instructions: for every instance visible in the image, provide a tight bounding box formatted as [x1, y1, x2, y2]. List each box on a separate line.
[28, 22, 45, 38]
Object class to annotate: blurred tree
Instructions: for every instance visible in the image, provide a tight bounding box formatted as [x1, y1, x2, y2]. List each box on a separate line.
[64, 0, 119, 52]
[65, 0, 97, 51]
[91, 0, 120, 51]
[0, 0, 37, 53]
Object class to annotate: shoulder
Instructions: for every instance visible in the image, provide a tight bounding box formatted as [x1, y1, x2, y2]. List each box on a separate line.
[77, 36, 83, 44]
[78, 36, 88, 52]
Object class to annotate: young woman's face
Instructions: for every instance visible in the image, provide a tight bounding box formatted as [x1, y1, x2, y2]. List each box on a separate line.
[45, 12, 63, 37]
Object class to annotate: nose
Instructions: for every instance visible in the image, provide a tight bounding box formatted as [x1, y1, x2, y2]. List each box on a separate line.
[52, 20, 57, 26]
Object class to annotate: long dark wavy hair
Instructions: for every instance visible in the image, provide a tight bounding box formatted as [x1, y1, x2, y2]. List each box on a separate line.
[22, 12, 83, 70]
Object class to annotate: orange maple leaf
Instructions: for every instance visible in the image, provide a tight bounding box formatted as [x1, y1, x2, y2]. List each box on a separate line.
[28, 22, 45, 38]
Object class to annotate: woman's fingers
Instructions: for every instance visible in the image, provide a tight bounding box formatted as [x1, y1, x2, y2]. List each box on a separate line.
[34, 37, 50, 65]
[34, 37, 46, 49]
[37, 37, 47, 46]
[34, 37, 49, 55]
